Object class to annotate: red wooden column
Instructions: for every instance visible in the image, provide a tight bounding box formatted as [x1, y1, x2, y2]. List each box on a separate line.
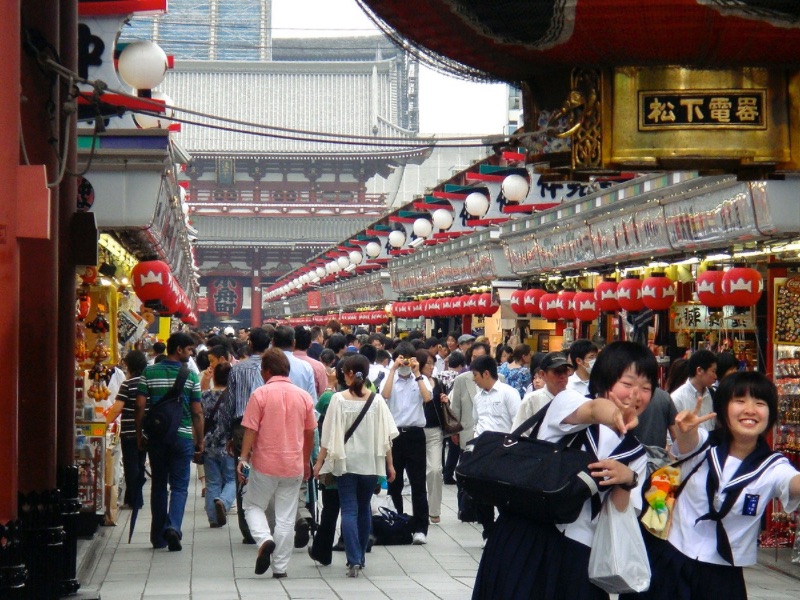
[0, 0, 21, 522]
[251, 277, 262, 328]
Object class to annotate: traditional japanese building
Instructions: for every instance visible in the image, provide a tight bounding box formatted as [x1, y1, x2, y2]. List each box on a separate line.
[124, 2, 430, 326]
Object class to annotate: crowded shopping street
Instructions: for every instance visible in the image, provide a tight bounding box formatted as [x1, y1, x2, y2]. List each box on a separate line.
[5, 1, 800, 599]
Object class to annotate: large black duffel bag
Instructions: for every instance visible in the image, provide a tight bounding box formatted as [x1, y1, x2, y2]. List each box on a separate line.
[455, 403, 599, 524]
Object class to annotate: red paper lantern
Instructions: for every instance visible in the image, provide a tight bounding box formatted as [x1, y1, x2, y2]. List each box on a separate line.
[440, 297, 453, 317]
[595, 279, 620, 313]
[451, 295, 464, 316]
[131, 260, 172, 304]
[556, 290, 576, 321]
[477, 293, 497, 316]
[696, 267, 726, 309]
[616, 276, 645, 312]
[523, 288, 545, 316]
[510, 289, 527, 315]
[407, 301, 421, 318]
[574, 290, 600, 321]
[539, 292, 561, 321]
[721, 266, 762, 307]
[463, 294, 479, 315]
[641, 273, 676, 311]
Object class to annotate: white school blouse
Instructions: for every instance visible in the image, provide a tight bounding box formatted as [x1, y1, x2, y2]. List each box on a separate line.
[536, 389, 648, 548]
[669, 428, 800, 566]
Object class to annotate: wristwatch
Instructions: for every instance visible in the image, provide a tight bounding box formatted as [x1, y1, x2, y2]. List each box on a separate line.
[618, 470, 639, 491]
[415, 375, 424, 381]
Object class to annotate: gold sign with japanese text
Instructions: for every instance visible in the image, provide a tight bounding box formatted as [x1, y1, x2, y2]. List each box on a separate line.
[670, 303, 756, 332]
[639, 90, 766, 130]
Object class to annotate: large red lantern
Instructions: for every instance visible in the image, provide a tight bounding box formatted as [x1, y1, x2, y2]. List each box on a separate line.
[477, 293, 497, 317]
[463, 294, 479, 315]
[451, 295, 464, 316]
[721, 266, 762, 307]
[510, 289, 527, 315]
[556, 290, 576, 321]
[641, 273, 676, 311]
[573, 290, 600, 321]
[208, 277, 244, 317]
[617, 276, 645, 312]
[595, 278, 620, 313]
[523, 288, 545, 316]
[407, 301, 421, 318]
[131, 260, 172, 304]
[539, 292, 561, 321]
[696, 267, 726, 309]
[441, 297, 453, 317]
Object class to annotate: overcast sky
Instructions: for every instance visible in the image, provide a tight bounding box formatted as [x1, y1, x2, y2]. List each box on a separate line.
[272, 0, 509, 136]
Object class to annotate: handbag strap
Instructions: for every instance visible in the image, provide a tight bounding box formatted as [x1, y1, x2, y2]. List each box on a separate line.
[344, 392, 375, 444]
[156, 364, 190, 406]
[207, 388, 228, 421]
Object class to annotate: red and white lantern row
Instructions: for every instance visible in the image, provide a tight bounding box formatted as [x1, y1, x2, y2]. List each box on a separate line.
[573, 290, 600, 321]
[131, 259, 193, 317]
[721, 266, 763, 308]
[696, 267, 726, 309]
[524, 288, 545, 316]
[510, 289, 527, 315]
[556, 289, 576, 321]
[539, 292, 561, 321]
[595, 278, 620, 313]
[616, 275, 645, 313]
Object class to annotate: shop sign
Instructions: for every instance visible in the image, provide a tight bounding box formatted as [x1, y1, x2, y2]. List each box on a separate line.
[640, 90, 766, 130]
[775, 277, 800, 345]
[670, 303, 755, 332]
[196, 297, 208, 312]
[307, 291, 321, 311]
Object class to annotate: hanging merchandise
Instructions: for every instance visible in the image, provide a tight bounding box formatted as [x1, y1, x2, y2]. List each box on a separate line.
[641, 273, 676, 311]
[75, 322, 89, 363]
[617, 275, 645, 312]
[86, 304, 111, 334]
[76, 287, 92, 320]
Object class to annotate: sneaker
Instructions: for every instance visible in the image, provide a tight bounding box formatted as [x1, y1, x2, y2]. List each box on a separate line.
[294, 518, 311, 548]
[163, 529, 182, 552]
[430, 516, 440, 524]
[346, 565, 360, 578]
[272, 571, 287, 579]
[411, 532, 427, 545]
[332, 537, 345, 552]
[214, 499, 227, 526]
[255, 540, 276, 575]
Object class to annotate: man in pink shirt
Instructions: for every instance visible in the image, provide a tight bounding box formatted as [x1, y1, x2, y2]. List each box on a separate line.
[237, 349, 316, 578]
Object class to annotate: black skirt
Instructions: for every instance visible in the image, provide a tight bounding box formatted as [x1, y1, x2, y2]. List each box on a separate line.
[472, 511, 608, 600]
[619, 531, 746, 600]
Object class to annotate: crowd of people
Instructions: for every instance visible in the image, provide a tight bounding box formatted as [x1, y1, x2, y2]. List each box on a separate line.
[108, 323, 800, 597]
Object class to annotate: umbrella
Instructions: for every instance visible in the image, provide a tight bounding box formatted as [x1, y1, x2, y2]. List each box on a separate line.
[128, 463, 148, 543]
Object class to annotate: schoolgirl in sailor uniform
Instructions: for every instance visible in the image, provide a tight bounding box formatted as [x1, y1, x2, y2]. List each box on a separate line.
[622, 371, 800, 600]
[472, 341, 658, 600]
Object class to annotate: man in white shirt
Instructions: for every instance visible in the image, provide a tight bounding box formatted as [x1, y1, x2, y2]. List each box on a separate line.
[380, 342, 432, 545]
[425, 337, 446, 377]
[670, 349, 718, 431]
[448, 341, 491, 451]
[565, 339, 598, 397]
[513, 352, 574, 431]
[470, 355, 522, 543]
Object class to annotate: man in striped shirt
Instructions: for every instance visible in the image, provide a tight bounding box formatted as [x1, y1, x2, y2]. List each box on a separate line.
[226, 327, 272, 544]
[136, 332, 203, 551]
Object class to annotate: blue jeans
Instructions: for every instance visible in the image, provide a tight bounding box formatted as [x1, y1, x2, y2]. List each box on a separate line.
[204, 453, 236, 524]
[148, 436, 194, 546]
[337, 473, 377, 568]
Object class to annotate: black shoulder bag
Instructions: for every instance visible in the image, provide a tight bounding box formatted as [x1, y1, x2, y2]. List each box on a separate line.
[143, 365, 190, 444]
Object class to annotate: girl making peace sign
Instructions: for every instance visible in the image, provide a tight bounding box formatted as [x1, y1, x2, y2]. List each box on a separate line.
[624, 371, 800, 600]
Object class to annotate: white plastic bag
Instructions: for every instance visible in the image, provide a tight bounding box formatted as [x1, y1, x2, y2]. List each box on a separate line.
[588, 495, 651, 594]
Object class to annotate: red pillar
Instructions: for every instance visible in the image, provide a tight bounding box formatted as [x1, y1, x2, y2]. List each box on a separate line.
[0, 0, 21, 522]
[251, 277, 262, 329]
[18, 2, 62, 492]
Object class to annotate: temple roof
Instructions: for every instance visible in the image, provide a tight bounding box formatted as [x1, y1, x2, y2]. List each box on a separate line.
[192, 215, 376, 246]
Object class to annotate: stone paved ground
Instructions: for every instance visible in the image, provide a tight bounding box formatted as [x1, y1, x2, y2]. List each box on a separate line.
[77, 466, 800, 599]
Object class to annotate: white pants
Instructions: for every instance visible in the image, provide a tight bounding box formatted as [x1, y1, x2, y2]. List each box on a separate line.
[424, 427, 443, 518]
[243, 468, 302, 574]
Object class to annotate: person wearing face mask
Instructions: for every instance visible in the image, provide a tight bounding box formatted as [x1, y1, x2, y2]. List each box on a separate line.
[566, 339, 599, 397]
[380, 342, 432, 545]
[513, 352, 574, 434]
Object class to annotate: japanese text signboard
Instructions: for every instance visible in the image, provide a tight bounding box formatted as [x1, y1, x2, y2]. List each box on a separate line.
[671, 303, 756, 332]
[640, 90, 766, 130]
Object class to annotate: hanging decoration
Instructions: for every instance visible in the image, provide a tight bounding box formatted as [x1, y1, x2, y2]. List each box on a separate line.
[641, 273, 676, 311]
[617, 275, 645, 312]
[539, 292, 561, 321]
[595, 278, 620, 313]
[510, 289, 527, 315]
[721, 266, 763, 307]
[208, 276, 244, 317]
[696, 266, 726, 309]
[574, 290, 600, 321]
[556, 289, 576, 321]
[523, 287, 545, 316]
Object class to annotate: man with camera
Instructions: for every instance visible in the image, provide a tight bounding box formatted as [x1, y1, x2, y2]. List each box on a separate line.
[380, 342, 432, 544]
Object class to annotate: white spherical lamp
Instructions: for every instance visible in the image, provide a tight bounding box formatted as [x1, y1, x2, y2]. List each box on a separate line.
[432, 208, 454, 231]
[388, 230, 406, 248]
[337, 255, 350, 269]
[134, 91, 174, 128]
[349, 250, 363, 265]
[501, 174, 530, 202]
[117, 41, 169, 91]
[412, 218, 433, 239]
[327, 260, 341, 273]
[465, 192, 490, 217]
[315, 266, 326, 278]
[365, 241, 381, 258]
